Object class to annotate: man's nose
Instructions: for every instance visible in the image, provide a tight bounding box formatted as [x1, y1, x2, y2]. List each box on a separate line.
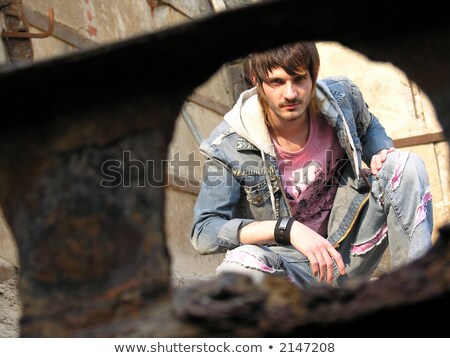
[284, 82, 298, 100]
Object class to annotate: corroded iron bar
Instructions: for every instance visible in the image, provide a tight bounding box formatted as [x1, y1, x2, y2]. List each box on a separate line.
[0, 0, 448, 337]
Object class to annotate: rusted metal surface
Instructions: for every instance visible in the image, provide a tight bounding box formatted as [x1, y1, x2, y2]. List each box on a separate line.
[0, 93, 179, 336]
[1, 7, 53, 39]
[174, 224, 450, 337]
[0, 0, 448, 337]
[0, 0, 33, 62]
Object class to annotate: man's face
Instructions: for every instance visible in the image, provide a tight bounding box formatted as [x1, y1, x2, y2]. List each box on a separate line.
[261, 67, 313, 124]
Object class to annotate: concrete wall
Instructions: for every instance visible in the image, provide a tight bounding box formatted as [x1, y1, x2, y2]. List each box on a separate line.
[165, 63, 236, 284]
[0, 0, 448, 285]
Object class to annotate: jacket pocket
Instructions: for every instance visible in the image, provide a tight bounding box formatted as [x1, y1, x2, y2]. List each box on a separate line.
[243, 173, 280, 207]
[244, 180, 271, 207]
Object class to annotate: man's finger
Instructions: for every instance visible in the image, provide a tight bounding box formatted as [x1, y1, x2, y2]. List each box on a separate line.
[308, 254, 319, 278]
[327, 245, 346, 276]
[315, 253, 327, 282]
[320, 250, 335, 284]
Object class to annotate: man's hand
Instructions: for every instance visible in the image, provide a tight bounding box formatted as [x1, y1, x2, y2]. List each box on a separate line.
[370, 147, 396, 175]
[290, 221, 346, 284]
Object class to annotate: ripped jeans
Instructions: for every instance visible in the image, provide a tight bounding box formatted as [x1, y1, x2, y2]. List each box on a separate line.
[216, 150, 433, 288]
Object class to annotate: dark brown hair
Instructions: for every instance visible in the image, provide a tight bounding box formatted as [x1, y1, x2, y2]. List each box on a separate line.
[250, 42, 320, 120]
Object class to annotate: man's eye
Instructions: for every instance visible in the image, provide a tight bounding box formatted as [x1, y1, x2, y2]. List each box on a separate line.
[295, 75, 306, 82]
[270, 79, 284, 85]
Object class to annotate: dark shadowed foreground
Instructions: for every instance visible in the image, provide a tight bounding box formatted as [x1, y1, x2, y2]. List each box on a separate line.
[0, 0, 448, 337]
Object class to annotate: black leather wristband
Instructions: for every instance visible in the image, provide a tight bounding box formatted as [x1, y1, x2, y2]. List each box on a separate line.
[274, 217, 294, 245]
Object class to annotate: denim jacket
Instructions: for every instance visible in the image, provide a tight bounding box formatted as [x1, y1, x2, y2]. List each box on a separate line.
[191, 76, 393, 255]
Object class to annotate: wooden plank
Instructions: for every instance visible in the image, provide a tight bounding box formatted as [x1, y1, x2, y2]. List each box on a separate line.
[163, 0, 212, 19]
[210, 0, 227, 12]
[188, 91, 229, 116]
[0, 13, 9, 63]
[393, 131, 446, 148]
[23, 4, 98, 49]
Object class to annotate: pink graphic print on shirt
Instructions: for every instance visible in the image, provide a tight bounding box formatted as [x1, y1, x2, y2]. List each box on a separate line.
[273, 113, 345, 237]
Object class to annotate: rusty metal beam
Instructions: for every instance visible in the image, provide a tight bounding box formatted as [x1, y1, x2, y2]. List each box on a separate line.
[0, 1, 448, 131]
[0, 0, 448, 338]
[1, 7, 53, 39]
[0, 0, 33, 63]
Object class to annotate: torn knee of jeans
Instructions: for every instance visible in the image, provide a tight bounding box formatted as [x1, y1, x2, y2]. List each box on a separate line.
[351, 224, 388, 256]
[224, 250, 277, 274]
[414, 189, 432, 230]
[389, 151, 408, 190]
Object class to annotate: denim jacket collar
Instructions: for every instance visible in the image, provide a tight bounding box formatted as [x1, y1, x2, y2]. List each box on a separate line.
[223, 80, 360, 178]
